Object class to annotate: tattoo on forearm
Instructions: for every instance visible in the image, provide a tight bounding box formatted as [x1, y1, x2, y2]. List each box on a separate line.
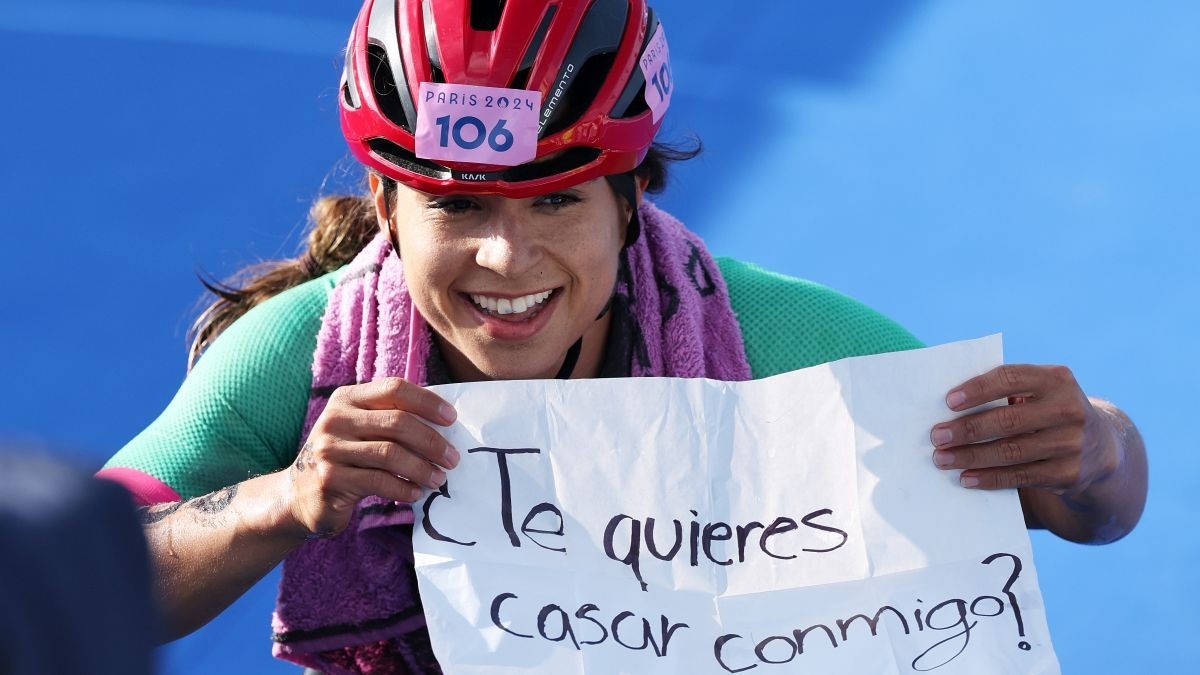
[189, 484, 239, 514]
[136, 484, 240, 529]
[138, 500, 184, 525]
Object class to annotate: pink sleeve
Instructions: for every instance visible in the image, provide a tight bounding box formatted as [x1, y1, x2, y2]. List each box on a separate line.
[95, 467, 182, 506]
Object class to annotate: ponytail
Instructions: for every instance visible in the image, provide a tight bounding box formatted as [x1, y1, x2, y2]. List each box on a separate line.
[186, 192, 379, 370]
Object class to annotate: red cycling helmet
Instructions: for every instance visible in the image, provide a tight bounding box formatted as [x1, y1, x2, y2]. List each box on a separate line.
[340, 0, 669, 197]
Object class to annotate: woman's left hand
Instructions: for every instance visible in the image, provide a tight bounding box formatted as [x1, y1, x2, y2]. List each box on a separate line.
[930, 364, 1121, 495]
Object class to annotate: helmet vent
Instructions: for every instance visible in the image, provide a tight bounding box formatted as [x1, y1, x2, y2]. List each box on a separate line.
[503, 146, 602, 182]
[540, 52, 616, 138]
[511, 6, 557, 89]
[470, 0, 506, 32]
[422, 0, 444, 76]
[368, 138, 449, 179]
[538, 0, 627, 138]
[510, 68, 531, 90]
[366, 138, 602, 184]
[611, 10, 658, 119]
[341, 41, 361, 110]
[367, 43, 412, 131]
[610, 79, 648, 119]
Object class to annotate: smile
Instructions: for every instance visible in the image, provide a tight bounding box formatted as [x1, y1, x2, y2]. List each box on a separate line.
[468, 289, 555, 318]
[459, 288, 563, 341]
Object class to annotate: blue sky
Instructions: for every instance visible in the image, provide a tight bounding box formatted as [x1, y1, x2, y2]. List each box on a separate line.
[1, 1, 1195, 672]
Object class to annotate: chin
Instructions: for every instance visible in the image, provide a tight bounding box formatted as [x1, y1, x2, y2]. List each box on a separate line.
[479, 361, 558, 381]
[468, 349, 561, 381]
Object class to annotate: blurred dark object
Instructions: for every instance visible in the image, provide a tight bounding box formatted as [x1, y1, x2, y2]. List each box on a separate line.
[0, 451, 156, 675]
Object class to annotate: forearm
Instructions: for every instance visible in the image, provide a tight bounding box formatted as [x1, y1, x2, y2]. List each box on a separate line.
[139, 470, 304, 642]
[1021, 399, 1148, 544]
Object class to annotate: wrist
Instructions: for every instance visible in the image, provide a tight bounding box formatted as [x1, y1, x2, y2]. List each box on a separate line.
[240, 471, 311, 547]
[1053, 406, 1128, 528]
[1084, 404, 1127, 492]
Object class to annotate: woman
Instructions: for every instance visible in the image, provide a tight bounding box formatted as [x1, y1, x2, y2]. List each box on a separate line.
[99, 0, 1147, 671]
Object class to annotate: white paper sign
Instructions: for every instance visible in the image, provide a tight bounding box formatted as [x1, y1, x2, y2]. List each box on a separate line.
[413, 335, 1059, 674]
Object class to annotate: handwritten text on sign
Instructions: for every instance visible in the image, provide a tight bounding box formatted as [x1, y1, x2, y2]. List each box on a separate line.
[413, 336, 1060, 674]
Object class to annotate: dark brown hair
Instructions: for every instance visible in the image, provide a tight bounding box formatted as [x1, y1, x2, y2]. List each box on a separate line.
[186, 140, 700, 369]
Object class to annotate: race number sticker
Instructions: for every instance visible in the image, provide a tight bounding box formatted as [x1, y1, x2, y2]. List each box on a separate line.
[415, 82, 542, 166]
[639, 23, 673, 123]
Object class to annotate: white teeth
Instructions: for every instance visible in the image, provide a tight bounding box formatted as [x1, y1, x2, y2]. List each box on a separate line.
[470, 289, 555, 314]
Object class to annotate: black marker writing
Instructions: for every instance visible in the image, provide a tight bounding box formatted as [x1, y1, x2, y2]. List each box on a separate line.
[422, 483, 476, 547]
[603, 507, 850, 591]
[489, 590, 689, 657]
[983, 551, 1029, 651]
[521, 502, 567, 553]
[469, 446, 543, 547]
[712, 552, 1033, 672]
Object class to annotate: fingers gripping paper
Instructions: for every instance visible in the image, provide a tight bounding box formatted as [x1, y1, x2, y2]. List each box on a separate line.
[413, 335, 1059, 674]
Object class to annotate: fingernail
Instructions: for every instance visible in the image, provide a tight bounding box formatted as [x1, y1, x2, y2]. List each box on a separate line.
[960, 474, 980, 488]
[444, 444, 460, 468]
[931, 427, 953, 447]
[946, 390, 967, 410]
[439, 404, 457, 424]
[933, 450, 954, 468]
[430, 469, 447, 487]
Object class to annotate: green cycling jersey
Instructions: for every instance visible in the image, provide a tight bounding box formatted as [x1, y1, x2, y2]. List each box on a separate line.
[104, 258, 922, 499]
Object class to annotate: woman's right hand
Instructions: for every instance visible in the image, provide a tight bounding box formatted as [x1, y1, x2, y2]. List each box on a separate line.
[283, 377, 459, 539]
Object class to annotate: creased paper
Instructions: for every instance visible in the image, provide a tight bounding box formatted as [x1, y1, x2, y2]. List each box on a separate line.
[413, 335, 1059, 674]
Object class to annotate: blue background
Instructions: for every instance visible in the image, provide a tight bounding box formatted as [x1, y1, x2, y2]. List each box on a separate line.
[1, 1, 1195, 672]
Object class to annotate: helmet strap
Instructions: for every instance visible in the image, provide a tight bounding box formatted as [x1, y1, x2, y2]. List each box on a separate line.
[595, 247, 627, 321]
[555, 337, 583, 379]
[605, 172, 641, 247]
[557, 242, 627, 379]
[387, 224, 403, 260]
[556, 181, 634, 380]
[377, 195, 403, 260]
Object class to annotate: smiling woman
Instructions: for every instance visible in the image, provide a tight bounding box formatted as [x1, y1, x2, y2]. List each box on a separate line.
[386, 177, 629, 381]
[94, 0, 1146, 672]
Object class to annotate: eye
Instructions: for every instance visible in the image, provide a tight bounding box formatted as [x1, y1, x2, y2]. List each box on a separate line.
[428, 196, 480, 214]
[534, 192, 581, 209]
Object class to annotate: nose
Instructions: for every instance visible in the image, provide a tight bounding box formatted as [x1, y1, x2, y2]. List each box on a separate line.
[474, 216, 542, 278]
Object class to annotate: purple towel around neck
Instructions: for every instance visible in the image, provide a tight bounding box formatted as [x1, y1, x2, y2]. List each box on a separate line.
[271, 201, 752, 674]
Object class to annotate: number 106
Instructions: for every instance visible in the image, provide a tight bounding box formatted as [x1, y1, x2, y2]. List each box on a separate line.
[435, 115, 515, 153]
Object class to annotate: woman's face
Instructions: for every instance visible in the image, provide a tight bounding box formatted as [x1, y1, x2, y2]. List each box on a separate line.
[375, 177, 630, 381]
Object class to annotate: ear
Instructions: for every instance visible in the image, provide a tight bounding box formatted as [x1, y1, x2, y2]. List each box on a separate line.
[635, 175, 649, 202]
[369, 173, 403, 258]
[620, 176, 649, 222]
[368, 173, 392, 234]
